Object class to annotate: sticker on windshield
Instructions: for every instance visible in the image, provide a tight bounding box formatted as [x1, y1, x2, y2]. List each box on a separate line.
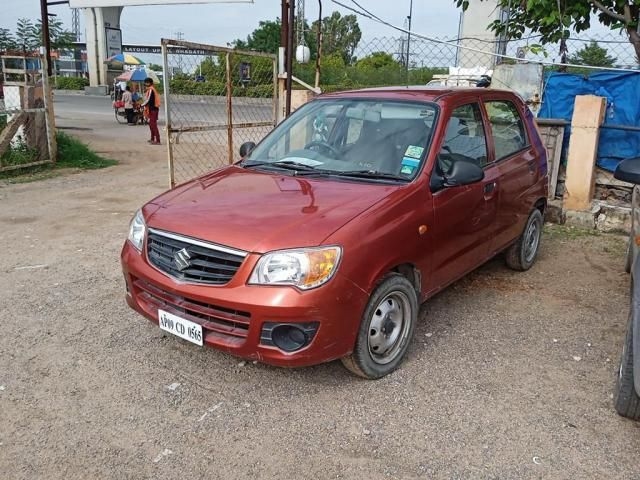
[400, 165, 415, 175]
[401, 157, 420, 168]
[404, 145, 424, 159]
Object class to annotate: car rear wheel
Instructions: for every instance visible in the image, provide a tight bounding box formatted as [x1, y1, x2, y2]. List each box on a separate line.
[505, 209, 543, 271]
[614, 309, 640, 420]
[625, 236, 632, 274]
[341, 274, 418, 379]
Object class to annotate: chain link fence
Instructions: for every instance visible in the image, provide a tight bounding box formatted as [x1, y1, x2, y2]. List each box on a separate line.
[0, 55, 56, 173]
[292, 33, 638, 91]
[161, 39, 276, 187]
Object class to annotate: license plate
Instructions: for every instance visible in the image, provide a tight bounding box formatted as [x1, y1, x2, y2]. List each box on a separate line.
[158, 309, 203, 346]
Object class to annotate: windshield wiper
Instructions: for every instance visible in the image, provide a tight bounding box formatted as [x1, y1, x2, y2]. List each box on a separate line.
[240, 160, 319, 172]
[330, 170, 409, 182]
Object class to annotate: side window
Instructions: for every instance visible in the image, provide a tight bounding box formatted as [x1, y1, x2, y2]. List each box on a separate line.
[441, 103, 488, 167]
[346, 118, 364, 145]
[484, 100, 528, 160]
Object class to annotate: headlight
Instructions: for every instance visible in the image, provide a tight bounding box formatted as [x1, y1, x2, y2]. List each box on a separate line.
[249, 246, 342, 290]
[127, 209, 146, 251]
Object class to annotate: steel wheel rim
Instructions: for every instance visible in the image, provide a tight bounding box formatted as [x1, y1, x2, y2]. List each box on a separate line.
[367, 291, 412, 365]
[524, 217, 541, 263]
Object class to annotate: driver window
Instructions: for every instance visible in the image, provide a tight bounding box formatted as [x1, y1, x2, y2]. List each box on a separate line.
[441, 103, 488, 168]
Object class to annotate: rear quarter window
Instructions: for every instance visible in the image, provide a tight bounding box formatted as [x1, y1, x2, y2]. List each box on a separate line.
[484, 100, 528, 160]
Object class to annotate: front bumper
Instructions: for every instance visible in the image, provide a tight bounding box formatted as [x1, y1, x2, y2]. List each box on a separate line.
[121, 241, 368, 367]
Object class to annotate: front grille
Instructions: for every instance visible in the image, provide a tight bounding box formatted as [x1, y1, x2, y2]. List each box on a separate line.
[147, 229, 246, 285]
[134, 278, 251, 341]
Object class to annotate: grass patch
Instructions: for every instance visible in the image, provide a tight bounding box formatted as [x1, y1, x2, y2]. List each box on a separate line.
[543, 223, 600, 240]
[55, 131, 117, 170]
[544, 223, 627, 260]
[0, 131, 117, 182]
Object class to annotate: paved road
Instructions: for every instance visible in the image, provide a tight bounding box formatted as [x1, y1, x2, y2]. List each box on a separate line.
[53, 91, 273, 131]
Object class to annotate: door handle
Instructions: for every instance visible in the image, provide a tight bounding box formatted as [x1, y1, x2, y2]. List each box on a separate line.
[483, 181, 497, 200]
[527, 160, 537, 173]
[483, 182, 496, 193]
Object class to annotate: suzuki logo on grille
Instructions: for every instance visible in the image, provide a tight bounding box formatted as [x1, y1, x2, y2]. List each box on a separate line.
[174, 248, 193, 271]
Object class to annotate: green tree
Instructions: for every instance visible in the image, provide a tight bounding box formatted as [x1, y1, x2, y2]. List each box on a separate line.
[33, 18, 76, 50]
[233, 19, 282, 54]
[454, 0, 640, 63]
[15, 18, 38, 53]
[311, 12, 361, 64]
[356, 52, 400, 69]
[147, 63, 163, 71]
[0, 28, 17, 52]
[568, 40, 617, 67]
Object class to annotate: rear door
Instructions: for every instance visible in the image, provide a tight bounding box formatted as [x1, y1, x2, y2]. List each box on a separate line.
[482, 97, 537, 253]
[429, 101, 500, 291]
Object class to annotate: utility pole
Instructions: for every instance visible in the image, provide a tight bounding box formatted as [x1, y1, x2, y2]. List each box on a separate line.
[285, 0, 294, 116]
[406, 0, 413, 79]
[40, 0, 52, 76]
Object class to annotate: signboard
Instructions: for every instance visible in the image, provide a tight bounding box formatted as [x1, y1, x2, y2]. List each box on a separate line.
[70, 0, 252, 6]
[125, 45, 209, 55]
[70, 42, 210, 56]
[105, 27, 122, 57]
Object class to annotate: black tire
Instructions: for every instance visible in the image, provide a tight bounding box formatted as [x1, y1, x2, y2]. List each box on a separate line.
[341, 274, 418, 379]
[505, 209, 543, 271]
[115, 107, 126, 124]
[614, 309, 640, 420]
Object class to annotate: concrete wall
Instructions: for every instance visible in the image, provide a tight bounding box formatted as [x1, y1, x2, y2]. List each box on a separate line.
[459, 0, 504, 69]
[84, 6, 123, 88]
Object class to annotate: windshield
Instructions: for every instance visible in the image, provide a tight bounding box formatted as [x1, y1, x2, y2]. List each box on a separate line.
[243, 98, 438, 182]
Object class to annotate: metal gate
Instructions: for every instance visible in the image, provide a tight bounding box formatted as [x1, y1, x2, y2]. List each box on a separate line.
[161, 39, 277, 187]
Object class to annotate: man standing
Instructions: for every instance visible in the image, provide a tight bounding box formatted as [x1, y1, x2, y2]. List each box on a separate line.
[122, 86, 134, 125]
[141, 77, 161, 144]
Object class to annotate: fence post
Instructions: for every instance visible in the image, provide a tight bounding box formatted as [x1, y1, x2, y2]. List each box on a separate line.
[563, 95, 606, 212]
[225, 52, 233, 165]
[41, 54, 57, 164]
[272, 58, 278, 126]
[162, 41, 176, 189]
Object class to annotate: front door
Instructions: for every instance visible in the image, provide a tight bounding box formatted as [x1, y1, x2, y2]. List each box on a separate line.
[429, 102, 500, 292]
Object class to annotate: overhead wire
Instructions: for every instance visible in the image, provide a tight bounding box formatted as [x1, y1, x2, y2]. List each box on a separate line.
[332, 0, 640, 74]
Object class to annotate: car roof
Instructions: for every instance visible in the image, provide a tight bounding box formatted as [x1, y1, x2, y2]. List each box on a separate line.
[318, 86, 518, 103]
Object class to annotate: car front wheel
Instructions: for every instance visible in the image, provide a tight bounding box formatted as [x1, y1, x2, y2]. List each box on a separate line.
[614, 309, 640, 420]
[341, 274, 418, 379]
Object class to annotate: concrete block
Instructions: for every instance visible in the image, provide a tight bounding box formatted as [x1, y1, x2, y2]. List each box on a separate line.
[564, 209, 596, 229]
[594, 202, 632, 234]
[84, 85, 109, 96]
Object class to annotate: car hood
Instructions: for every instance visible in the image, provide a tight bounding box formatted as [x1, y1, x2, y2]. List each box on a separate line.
[146, 166, 396, 253]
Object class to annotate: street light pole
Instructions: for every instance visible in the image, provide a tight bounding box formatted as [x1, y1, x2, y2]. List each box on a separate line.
[40, 0, 53, 76]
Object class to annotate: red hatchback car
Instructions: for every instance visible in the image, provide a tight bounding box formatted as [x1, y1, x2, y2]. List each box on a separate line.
[121, 87, 548, 378]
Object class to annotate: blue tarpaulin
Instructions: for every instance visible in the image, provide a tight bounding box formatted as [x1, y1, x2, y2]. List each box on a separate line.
[539, 70, 640, 171]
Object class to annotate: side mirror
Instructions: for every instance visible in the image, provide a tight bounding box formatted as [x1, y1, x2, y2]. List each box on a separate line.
[444, 160, 484, 187]
[239, 141, 256, 158]
[614, 157, 640, 184]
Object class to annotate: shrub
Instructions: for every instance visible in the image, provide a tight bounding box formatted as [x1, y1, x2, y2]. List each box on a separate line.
[55, 77, 89, 90]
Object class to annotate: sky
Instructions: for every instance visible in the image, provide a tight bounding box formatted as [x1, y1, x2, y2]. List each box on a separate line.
[2, 0, 462, 47]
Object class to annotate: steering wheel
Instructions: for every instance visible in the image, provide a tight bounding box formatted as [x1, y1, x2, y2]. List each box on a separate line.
[304, 140, 341, 158]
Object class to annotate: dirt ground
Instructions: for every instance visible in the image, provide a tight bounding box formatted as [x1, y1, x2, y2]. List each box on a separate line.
[1, 120, 640, 479]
